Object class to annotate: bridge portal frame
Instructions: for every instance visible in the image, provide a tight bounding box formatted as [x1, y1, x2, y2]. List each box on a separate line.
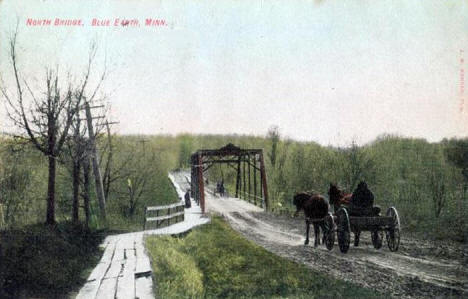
[190, 143, 269, 214]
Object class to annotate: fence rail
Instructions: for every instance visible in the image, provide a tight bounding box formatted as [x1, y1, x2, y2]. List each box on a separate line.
[144, 201, 185, 230]
[147, 202, 184, 211]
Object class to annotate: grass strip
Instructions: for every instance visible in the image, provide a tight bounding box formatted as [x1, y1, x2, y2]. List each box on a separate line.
[146, 216, 382, 298]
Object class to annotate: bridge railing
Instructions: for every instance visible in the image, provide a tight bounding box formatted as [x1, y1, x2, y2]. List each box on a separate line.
[239, 191, 264, 208]
[144, 202, 185, 230]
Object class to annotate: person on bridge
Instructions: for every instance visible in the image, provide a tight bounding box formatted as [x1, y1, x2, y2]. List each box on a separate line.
[219, 180, 225, 197]
[184, 190, 191, 208]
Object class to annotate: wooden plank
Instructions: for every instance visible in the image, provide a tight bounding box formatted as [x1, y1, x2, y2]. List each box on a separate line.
[134, 235, 145, 253]
[87, 261, 111, 282]
[116, 257, 136, 299]
[125, 248, 136, 261]
[135, 275, 154, 299]
[135, 241, 152, 275]
[116, 273, 135, 299]
[135, 257, 152, 275]
[76, 279, 100, 299]
[101, 239, 118, 263]
[95, 277, 118, 299]
[104, 260, 124, 279]
[117, 234, 136, 250]
[114, 247, 126, 262]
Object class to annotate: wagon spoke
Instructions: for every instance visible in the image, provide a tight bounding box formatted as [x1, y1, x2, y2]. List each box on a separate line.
[324, 212, 335, 251]
[385, 207, 400, 252]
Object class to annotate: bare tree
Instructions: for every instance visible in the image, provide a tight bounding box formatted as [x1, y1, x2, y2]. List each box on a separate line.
[64, 113, 89, 224]
[1, 31, 105, 225]
[1, 32, 77, 225]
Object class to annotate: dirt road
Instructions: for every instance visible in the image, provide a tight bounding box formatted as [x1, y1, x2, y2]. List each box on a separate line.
[174, 171, 467, 298]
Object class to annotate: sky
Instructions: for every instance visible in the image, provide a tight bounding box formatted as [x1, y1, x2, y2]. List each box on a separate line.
[0, 0, 467, 146]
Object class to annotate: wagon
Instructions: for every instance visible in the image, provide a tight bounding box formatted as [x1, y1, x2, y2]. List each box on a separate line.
[321, 207, 400, 253]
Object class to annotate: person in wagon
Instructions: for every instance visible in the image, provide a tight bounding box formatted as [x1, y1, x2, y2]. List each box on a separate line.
[349, 181, 380, 216]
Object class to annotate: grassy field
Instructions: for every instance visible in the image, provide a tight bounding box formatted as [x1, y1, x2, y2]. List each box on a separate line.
[146, 216, 381, 299]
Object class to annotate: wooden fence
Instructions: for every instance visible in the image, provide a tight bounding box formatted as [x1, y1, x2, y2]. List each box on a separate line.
[143, 201, 185, 230]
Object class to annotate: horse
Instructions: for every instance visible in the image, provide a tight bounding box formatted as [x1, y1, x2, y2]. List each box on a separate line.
[327, 183, 351, 213]
[293, 192, 329, 247]
[328, 183, 361, 247]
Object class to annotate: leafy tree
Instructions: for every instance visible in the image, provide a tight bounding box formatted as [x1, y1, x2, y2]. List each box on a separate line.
[122, 142, 159, 216]
[342, 141, 375, 191]
[427, 148, 447, 218]
[444, 138, 468, 199]
[178, 135, 193, 168]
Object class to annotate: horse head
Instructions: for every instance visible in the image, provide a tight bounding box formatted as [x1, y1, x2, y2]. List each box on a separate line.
[293, 192, 308, 217]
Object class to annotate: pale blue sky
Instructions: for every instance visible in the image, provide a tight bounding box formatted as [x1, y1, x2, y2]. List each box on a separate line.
[1, 0, 467, 146]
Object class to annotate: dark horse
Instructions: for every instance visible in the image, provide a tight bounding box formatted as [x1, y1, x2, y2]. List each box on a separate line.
[328, 183, 361, 246]
[293, 192, 329, 247]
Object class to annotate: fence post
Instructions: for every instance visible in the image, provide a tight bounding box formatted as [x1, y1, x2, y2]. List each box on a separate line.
[143, 207, 147, 231]
[182, 204, 185, 222]
[156, 209, 160, 228]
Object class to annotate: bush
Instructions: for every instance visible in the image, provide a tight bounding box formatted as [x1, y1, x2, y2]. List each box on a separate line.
[0, 223, 104, 298]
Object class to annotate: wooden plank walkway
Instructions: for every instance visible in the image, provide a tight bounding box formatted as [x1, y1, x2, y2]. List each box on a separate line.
[76, 173, 210, 299]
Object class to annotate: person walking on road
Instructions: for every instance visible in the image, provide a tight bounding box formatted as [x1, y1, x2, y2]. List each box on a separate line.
[184, 190, 191, 208]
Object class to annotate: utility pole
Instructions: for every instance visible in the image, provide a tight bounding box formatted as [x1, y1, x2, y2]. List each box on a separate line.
[103, 121, 119, 198]
[84, 101, 107, 221]
[71, 112, 82, 224]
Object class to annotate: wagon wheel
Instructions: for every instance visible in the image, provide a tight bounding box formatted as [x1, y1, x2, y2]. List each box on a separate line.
[385, 207, 400, 252]
[371, 230, 383, 249]
[336, 208, 350, 253]
[323, 212, 335, 251]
